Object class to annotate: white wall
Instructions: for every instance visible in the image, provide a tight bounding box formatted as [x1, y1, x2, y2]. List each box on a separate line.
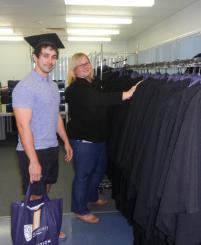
[0, 41, 126, 85]
[62, 41, 127, 56]
[136, 33, 201, 64]
[128, 0, 201, 53]
[0, 43, 31, 86]
[2, 1, 201, 84]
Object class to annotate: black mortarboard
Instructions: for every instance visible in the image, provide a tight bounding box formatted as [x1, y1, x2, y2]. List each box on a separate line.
[24, 33, 65, 49]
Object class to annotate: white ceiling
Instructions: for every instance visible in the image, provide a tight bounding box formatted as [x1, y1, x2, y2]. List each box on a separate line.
[0, 0, 198, 42]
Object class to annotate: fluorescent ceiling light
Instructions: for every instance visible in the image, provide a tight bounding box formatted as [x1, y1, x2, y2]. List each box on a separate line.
[67, 36, 111, 42]
[66, 15, 132, 24]
[67, 28, 119, 36]
[0, 27, 13, 34]
[64, 0, 154, 7]
[0, 36, 23, 41]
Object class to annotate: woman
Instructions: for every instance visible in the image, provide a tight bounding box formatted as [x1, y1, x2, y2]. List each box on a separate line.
[65, 52, 141, 224]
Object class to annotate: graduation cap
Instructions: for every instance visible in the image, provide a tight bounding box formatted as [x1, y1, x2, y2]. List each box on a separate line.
[24, 33, 65, 49]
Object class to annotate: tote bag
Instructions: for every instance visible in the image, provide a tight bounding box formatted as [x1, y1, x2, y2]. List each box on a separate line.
[11, 185, 63, 245]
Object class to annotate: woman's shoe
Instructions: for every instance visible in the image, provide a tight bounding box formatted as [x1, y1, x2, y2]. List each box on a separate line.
[76, 213, 99, 224]
[92, 199, 108, 206]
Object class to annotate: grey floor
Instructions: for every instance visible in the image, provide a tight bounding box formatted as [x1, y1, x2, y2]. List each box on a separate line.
[0, 133, 133, 244]
[0, 133, 116, 216]
[0, 212, 133, 245]
[0, 133, 74, 216]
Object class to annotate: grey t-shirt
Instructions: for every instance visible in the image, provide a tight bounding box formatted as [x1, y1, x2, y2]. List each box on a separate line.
[12, 70, 60, 150]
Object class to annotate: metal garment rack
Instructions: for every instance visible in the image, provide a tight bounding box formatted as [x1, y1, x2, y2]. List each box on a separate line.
[88, 45, 134, 80]
[125, 57, 201, 73]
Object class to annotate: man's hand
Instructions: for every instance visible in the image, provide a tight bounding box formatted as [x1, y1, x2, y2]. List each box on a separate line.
[29, 160, 42, 183]
[64, 142, 73, 162]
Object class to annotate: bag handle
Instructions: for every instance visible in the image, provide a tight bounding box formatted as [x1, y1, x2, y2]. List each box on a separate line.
[24, 184, 49, 207]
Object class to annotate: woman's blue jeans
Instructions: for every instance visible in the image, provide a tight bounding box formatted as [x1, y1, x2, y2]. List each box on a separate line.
[70, 140, 107, 215]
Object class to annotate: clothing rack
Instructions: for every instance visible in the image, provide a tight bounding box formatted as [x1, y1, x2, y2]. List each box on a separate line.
[112, 58, 128, 68]
[89, 47, 133, 80]
[105, 66, 201, 245]
[126, 57, 201, 73]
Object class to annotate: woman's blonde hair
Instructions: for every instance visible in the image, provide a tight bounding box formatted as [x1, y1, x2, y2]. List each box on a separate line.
[67, 52, 94, 85]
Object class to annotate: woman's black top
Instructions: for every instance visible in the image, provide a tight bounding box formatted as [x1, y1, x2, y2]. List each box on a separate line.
[65, 77, 122, 142]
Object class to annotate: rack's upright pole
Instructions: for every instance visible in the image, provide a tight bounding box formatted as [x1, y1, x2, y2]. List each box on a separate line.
[100, 44, 103, 81]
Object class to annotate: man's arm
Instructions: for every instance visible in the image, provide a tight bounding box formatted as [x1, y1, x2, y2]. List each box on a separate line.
[13, 108, 42, 183]
[57, 113, 73, 161]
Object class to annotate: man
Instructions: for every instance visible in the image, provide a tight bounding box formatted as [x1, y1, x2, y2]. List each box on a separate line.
[12, 33, 73, 240]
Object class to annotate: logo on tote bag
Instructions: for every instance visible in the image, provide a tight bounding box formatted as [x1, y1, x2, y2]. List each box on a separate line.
[24, 224, 49, 242]
[24, 224, 33, 242]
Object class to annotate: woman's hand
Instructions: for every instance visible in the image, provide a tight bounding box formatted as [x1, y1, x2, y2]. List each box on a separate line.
[122, 80, 143, 101]
[64, 142, 73, 162]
